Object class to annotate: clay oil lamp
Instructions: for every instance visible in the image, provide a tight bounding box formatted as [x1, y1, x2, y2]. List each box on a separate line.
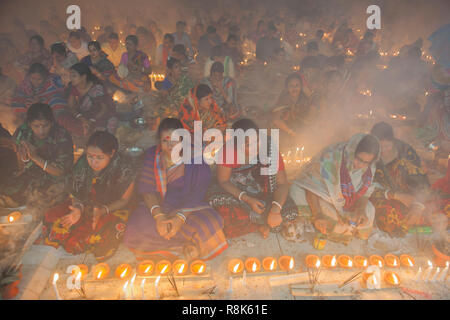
[244, 257, 261, 273]
[190, 260, 206, 275]
[321, 255, 337, 269]
[92, 263, 110, 280]
[305, 255, 321, 269]
[338, 255, 353, 269]
[156, 260, 171, 275]
[384, 254, 400, 268]
[172, 260, 187, 276]
[354, 256, 369, 268]
[115, 264, 132, 279]
[399, 254, 415, 268]
[384, 271, 400, 286]
[74, 264, 89, 280]
[369, 255, 384, 268]
[262, 257, 277, 272]
[279, 256, 295, 271]
[137, 260, 155, 276]
[228, 258, 244, 274]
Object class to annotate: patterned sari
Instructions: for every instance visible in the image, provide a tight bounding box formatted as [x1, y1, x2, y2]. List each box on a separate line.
[109, 51, 151, 93]
[370, 139, 435, 237]
[80, 53, 115, 79]
[42, 152, 137, 260]
[123, 145, 228, 261]
[290, 134, 379, 244]
[0, 123, 73, 208]
[179, 85, 227, 134]
[201, 76, 240, 118]
[207, 142, 298, 238]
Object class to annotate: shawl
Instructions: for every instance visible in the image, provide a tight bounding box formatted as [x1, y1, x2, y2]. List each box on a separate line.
[292, 134, 379, 213]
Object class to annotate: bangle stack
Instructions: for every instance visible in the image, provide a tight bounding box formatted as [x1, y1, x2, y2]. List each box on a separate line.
[238, 191, 247, 202]
[176, 212, 187, 223]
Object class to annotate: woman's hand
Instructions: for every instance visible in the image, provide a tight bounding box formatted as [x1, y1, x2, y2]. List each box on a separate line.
[267, 207, 283, 228]
[160, 215, 184, 240]
[155, 214, 169, 238]
[245, 196, 265, 214]
[21, 141, 38, 161]
[314, 219, 328, 234]
[60, 205, 82, 229]
[92, 206, 107, 230]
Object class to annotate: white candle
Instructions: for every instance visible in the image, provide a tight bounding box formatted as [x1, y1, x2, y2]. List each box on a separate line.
[52, 273, 62, 300]
[130, 273, 137, 299]
[154, 275, 161, 300]
[430, 267, 441, 282]
[140, 279, 146, 300]
[414, 267, 423, 281]
[227, 276, 233, 298]
[438, 262, 449, 281]
[424, 261, 433, 282]
[122, 280, 129, 299]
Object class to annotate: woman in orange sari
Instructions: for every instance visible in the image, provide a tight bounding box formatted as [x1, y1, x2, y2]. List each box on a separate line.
[179, 84, 227, 134]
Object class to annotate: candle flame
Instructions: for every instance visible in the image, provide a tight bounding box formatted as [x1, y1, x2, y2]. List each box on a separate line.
[363, 259, 368, 267]
[393, 259, 397, 267]
[289, 257, 294, 269]
[392, 273, 399, 284]
[348, 259, 353, 267]
[131, 273, 136, 284]
[144, 266, 151, 273]
[407, 258, 413, 267]
[252, 262, 257, 272]
[76, 272, 82, 281]
[428, 260, 432, 267]
[178, 263, 185, 274]
[120, 267, 128, 278]
[233, 263, 240, 273]
[123, 280, 129, 290]
[53, 273, 59, 284]
[198, 264, 205, 274]
[270, 260, 275, 270]
[331, 256, 337, 267]
[8, 216, 14, 223]
[160, 264, 168, 274]
[446, 262, 449, 268]
[315, 259, 321, 268]
[378, 260, 382, 268]
[97, 270, 103, 279]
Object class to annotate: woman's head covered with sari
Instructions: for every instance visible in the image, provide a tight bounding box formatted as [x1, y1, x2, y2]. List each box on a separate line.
[25, 102, 55, 140]
[27, 62, 50, 89]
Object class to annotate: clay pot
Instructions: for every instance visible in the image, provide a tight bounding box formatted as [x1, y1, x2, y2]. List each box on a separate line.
[432, 243, 450, 267]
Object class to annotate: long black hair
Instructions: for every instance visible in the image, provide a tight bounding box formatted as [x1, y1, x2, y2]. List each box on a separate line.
[26, 103, 55, 125]
[28, 62, 49, 78]
[87, 131, 118, 155]
[355, 134, 380, 159]
[70, 62, 100, 84]
[157, 118, 183, 140]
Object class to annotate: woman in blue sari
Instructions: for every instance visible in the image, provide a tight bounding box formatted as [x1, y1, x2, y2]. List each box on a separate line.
[123, 118, 228, 261]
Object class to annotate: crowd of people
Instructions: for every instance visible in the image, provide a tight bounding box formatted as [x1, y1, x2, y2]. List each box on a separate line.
[0, 5, 448, 263]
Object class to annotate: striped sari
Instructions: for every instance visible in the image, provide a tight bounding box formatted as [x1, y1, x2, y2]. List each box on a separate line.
[123, 145, 228, 260]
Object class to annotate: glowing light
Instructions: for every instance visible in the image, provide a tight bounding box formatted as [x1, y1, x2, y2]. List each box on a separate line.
[197, 264, 205, 274]
[252, 262, 257, 272]
[270, 260, 275, 270]
[363, 259, 368, 267]
[120, 268, 128, 278]
[392, 273, 399, 284]
[427, 260, 432, 268]
[53, 273, 59, 284]
[177, 264, 185, 274]
[378, 260, 382, 268]
[75, 272, 82, 282]
[315, 259, 321, 268]
[233, 263, 240, 273]
[331, 256, 337, 267]
[289, 257, 294, 270]
[348, 259, 353, 267]
[407, 258, 413, 267]
[160, 264, 168, 274]
[97, 270, 103, 279]
[8, 216, 14, 223]
[130, 273, 136, 285]
[393, 259, 397, 267]
[144, 266, 151, 274]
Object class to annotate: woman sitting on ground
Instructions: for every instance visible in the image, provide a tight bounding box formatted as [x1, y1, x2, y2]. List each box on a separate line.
[369, 121, 438, 237]
[123, 118, 228, 261]
[42, 131, 136, 261]
[289, 133, 380, 244]
[80, 41, 115, 81]
[207, 118, 298, 238]
[0, 103, 73, 209]
[201, 61, 240, 120]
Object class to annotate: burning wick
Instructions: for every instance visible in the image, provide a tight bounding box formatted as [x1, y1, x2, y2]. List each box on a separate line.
[363, 259, 368, 267]
[407, 258, 413, 267]
[315, 259, 321, 269]
[270, 260, 275, 271]
[144, 266, 151, 274]
[378, 260, 382, 268]
[52, 273, 62, 300]
[197, 264, 205, 274]
[178, 263, 185, 275]
[348, 259, 353, 267]
[97, 270, 103, 279]
[160, 264, 168, 274]
[120, 268, 128, 279]
[233, 263, 240, 273]
[8, 216, 14, 223]
[252, 262, 257, 273]
[331, 256, 337, 267]
[289, 257, 294, 270]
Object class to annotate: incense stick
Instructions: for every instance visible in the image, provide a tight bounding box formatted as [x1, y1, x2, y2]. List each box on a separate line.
[339, 271, 363, 288]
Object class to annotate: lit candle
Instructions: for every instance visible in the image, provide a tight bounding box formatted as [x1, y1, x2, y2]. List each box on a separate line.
[228, 259, 244, 274]
[400, 255, 415, 268]
[424, 261, 433, 282]
[137, 260, 154, 276]
[52, 273, 62, 300]
[190, 260, 206, 275]
[289, 257, 294, 270]
[122, 280, 129, 299]
[7, 211, 21, 223]
[430, 267, 441, 282]
[438, 262, 449, 281]
[270, 260, 275, 271]
[154, 275, 161, 300]
[262, 257, 277, 271]
[130, 273, 137, 299]
[140, 279, 146, 300]
[414, 267, 423, 281]
[115, 264, 132, 279]
[92, 263, 110, 280]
